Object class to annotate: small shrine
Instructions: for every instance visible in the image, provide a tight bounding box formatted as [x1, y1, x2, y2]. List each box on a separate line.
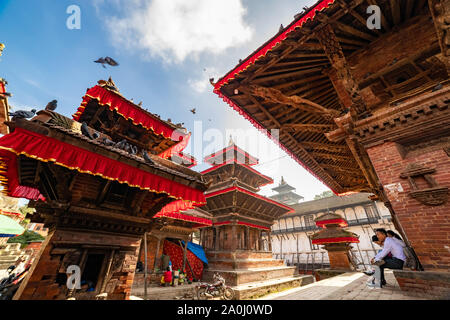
[311, 212, 359, 270]
[199, 139, 298, 288]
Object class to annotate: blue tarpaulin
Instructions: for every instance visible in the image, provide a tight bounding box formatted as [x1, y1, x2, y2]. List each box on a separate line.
[181, 241, 208, 264]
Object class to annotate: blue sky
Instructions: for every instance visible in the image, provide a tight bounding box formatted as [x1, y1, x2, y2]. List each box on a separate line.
[0, 0, 331, 201]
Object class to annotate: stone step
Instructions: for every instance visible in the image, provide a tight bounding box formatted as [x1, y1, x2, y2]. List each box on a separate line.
[207, 251, 273, 261]
[203, 266, 298, 286]
[208, 259, 285, 270]
[0, 256, 19, 262]
[232, 275, 315, 300]
[0, 250, 21, 256]
[131, 283, 197, 300]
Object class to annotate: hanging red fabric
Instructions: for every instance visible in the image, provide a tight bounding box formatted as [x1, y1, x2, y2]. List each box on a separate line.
[0, 128, 206, 205]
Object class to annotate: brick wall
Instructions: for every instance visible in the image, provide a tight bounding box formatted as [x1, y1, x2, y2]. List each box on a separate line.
[17, 229, 141, 300]
[366, 142, 450, 271]
[394, 270, 450, 299]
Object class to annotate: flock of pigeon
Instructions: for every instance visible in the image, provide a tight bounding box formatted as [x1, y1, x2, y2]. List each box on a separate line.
[79, 122, 153, 164]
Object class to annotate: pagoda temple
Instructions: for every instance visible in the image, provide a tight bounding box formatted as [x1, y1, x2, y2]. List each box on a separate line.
[269, 177, 304, 205]
[0, 79, 208, 300]
[199, 140, 299, 287]
[213, 0, 450, 298]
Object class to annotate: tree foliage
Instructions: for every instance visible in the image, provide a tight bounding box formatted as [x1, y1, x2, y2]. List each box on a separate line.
[7, 230, 45, 248]
[314, 191, 333, 200]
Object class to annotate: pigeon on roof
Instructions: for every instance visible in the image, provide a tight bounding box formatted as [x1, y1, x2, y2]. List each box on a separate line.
[45, 100, 58, 111]
[9, 109, 36, 120]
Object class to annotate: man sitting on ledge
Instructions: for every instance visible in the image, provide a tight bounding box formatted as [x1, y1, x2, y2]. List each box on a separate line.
[368, 228, 406, 289]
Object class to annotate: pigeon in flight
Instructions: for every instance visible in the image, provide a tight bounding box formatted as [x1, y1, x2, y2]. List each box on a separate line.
[190, 108, 196, 114]
[9, 109, 36, 120]
[94, 57, 119, 68]
[45, 100, 58, 111]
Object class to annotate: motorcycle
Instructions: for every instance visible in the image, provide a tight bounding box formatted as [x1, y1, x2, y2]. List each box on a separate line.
[196, 273, 235, 300]
[0, 267, 29, 300]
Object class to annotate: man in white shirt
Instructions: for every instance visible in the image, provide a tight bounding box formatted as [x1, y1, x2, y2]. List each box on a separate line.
[368, 228, 405, 288]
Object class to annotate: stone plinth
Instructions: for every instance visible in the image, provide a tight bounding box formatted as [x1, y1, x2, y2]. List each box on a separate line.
[324, 243, 354, 270]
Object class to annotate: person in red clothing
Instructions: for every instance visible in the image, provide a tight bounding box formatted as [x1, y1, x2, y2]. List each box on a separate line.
[162, 267, 172, 287]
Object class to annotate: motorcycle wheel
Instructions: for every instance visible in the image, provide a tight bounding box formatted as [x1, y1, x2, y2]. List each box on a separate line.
[222, 287, 235, 300]
[197, 287, 208, 300]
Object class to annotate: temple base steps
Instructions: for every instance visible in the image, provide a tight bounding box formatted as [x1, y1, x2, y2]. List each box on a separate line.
[232, 275, 315, 300]
[203, 265, 298, 286]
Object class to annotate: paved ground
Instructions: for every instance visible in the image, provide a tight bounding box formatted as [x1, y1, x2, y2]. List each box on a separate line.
[257, 271, 428, 300]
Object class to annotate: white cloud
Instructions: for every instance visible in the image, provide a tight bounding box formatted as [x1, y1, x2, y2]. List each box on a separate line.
[188, 67, 221, 93]
[101, 0, 253, 63]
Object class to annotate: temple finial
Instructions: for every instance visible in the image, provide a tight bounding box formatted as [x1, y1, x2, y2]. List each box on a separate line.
[280, 176, 286, 185]
[229, 135, 234, 146]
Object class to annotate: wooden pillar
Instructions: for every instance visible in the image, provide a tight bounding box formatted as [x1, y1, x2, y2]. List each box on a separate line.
[144, 233, 148, 300]
[231, 224, 238, 251]
[153, 236, 162, 271]
[245, 226, 250, 250]
[268, 231, 272, 252]
[214, 227, 219, 251]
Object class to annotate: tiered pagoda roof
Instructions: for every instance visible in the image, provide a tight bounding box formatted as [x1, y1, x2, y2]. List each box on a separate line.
[201, 142, 293, 230]
[269, 177, 304, 205]
[213, 0, 448, 196]
[0, 79, 210, 232]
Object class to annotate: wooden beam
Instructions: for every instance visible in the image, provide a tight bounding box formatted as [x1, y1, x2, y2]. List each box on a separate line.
[281, 124, 335, 133]
[334, 21, 376, 42]
[300, 141, 348, 153]
[243, 84, 340, 119]
[238, 90, 344, 192]
[310, 151, 354, 162]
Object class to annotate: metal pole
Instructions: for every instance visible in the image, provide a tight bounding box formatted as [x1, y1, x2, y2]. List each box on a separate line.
[144, 232, 148, 300]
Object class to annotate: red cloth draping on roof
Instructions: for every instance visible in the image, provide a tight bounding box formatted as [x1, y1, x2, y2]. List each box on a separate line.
[206, 186, 294, 213]
[213, 0, 335, 90]
[316, 219, 348, 228]
[0, 149, 46, 201]
[204, 145, 259, 166]
[72, 85, 188, 145]
[201, 159, 273, 186]
[0, 128, 206, 205]
[155, 200, 211, 227]
[158, 133, 191, 160]
[163, 240, 204, 280]
[214, 221, 270, 231]
[312, 237, 359, 245]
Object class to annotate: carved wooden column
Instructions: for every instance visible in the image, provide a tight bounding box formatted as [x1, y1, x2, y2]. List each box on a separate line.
[428, 0, 450, 74]
[316, 23, 369, 115]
